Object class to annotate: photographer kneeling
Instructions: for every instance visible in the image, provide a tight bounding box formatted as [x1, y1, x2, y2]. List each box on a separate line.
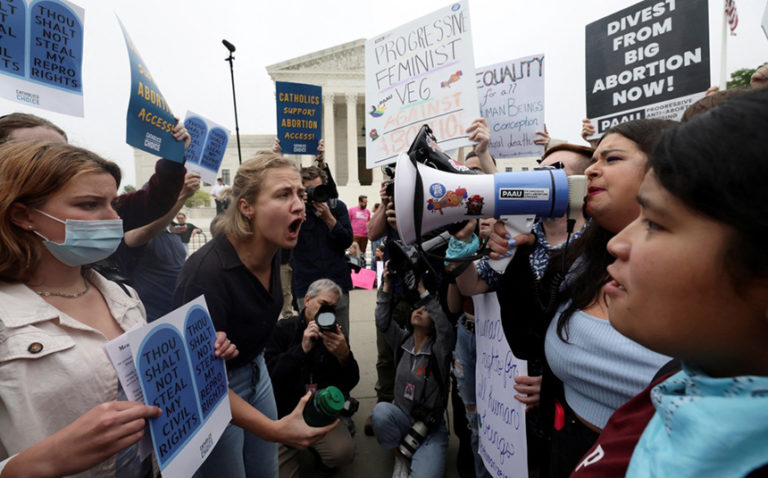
[266, 279, 359, 477]
[373, 262, 454, 477]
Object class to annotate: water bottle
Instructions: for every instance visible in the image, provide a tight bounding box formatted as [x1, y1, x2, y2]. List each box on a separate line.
[302, 385, 345, 427]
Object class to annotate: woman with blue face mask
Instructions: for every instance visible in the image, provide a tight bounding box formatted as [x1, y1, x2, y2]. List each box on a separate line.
[0, 141, 236, 477]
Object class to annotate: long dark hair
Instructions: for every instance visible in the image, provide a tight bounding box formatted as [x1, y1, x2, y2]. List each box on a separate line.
[553, 119, 676, 341]
[653, 89, 768, 283]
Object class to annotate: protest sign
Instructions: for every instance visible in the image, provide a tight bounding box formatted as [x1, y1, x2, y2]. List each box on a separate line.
[763, 1, 768, 41]
[365, 0, 480, 167]
[275, 81, 321, 155]
[477, 55, 545, 159]
[118, 17, 184, 162]
[473, 293, 528, 478]
[105, 296, 230, 478]
[585, 0, 710, 137]
[351, 267, 376, 289]
[0, 0, 84, 116]
[183, 111, 230, 184]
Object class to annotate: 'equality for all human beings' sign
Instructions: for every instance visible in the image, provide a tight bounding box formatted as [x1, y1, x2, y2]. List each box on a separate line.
[477, 54, 545, 159]
[473, 293, 528, 478]
[275, 81, 321, 155]
[0, 0, 84, 116]
[118, 17, 185, 162]
[365, 0, 480, 168]
[585, 0, 710, 137]
[183, 111, 230, 184]
[104, 296, 230, 478]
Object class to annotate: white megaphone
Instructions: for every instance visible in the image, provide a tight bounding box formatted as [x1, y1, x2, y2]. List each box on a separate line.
[394, 151, 587, 270]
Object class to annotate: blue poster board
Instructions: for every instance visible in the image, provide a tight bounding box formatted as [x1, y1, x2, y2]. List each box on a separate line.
[0, 0, 84, 116]
[183, 111, 230, 184]
[275, 81, 321, 155]
[117, 17, 184, 162]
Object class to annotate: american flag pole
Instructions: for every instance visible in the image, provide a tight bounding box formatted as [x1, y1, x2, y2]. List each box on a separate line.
[719, 0, 729, 88]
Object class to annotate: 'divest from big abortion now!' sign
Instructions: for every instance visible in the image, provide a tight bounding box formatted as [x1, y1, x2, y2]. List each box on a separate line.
[364, 0, 480, 168]
[0, 0, 85, 116]
[585, 0, 710, 137]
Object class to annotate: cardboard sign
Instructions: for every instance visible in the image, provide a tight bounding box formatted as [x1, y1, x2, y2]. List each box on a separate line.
[585, 0, 710, 137]
[118, 17, 184, 162]
[0, 0, 84, 116]
[105, 296, 230, 478]
[473, 293, 528, 478]
[183, 111, 230, 184]
[275, 81, 321, 155]
[365, 0, 480, 167]
[351, 267, 376, 290]
[477, 55, 545, 159]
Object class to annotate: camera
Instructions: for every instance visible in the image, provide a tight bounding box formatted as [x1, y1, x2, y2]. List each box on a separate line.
[339, 396, 359, 418]
[305, 184, 330, 203]
[398, 421, 428, 459]
[387, 232, 450, 294]
[346, 253, 364, 273]
[315, 304, 337, 332]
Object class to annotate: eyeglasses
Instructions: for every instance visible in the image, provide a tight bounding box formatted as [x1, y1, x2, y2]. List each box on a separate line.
[534, 161, 565, 170]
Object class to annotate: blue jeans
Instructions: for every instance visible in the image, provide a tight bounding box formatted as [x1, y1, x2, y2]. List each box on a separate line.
[194, 354, 278, 478]
[371, 402, 448, 478]
[453, 317, 491, 478]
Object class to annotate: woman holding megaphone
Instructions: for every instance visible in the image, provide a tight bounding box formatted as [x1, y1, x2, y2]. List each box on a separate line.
[487, 119, 676, 476]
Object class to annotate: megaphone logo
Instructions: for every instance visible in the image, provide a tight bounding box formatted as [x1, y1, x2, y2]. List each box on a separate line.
[394, 152, 583, 245]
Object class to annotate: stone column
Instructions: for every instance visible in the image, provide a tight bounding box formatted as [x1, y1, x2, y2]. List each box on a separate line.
[322, 93, 335, 175]
[345, 93, 359, 186]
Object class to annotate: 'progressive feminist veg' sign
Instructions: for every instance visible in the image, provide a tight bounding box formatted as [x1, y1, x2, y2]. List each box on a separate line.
[364, 0, 480, 168]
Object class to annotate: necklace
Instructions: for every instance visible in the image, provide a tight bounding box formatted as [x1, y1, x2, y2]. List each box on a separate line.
[34, 277, 90, 298]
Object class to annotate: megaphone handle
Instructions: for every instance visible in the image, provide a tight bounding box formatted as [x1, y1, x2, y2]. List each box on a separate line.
[488, 215, 536, 274]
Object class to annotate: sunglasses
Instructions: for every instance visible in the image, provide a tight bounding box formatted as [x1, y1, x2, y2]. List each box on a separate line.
[534, 160, 565, 170]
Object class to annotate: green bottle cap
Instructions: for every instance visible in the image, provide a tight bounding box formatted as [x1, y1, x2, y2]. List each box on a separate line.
[315, 386, 345, 416]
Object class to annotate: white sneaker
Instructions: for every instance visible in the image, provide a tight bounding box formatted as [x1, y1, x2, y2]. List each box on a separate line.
[392, 454, 410, 478]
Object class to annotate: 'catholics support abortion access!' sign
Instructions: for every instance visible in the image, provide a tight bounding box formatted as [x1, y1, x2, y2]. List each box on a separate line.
[585, 0, 710, 136]
[275, 81, 322, 155]
[0, 0, 84, 116]
[477, 54, 545, 159]
[473, 293, 528, 478]
[118, 17, 185, 162]
[105, 296, 230, 478]
[365, 0, 480, 168]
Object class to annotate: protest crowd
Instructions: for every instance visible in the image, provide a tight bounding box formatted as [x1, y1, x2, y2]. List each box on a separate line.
[1, 2, 768, 478]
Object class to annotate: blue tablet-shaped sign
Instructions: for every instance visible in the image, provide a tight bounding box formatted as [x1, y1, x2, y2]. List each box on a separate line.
[183, 116, 208, 165]
[137, 325, 202, 467]
[118, 16, 184, 162]
[0, 0, 27, 78]
[276, 81, 322, 155]
[28, 0, 83, 93]
[184, 305, 227, 420]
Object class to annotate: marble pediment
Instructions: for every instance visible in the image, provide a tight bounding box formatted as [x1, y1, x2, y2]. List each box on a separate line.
[266, 39, 365, 77]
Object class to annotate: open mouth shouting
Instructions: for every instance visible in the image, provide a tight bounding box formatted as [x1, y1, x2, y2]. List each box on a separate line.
[288, 217, 303, 239]
[587, 186, 605, 198]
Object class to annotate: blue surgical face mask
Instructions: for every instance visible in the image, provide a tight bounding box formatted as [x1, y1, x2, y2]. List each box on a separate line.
[33, 209, 123, 266]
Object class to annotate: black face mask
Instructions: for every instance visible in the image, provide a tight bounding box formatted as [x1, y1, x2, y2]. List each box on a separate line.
[315, 304, 337, 332]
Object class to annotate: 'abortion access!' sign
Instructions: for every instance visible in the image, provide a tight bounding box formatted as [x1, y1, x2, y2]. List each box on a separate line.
[585, 0, 710, 136]
[365, 0, 480, 168]
[0, 0, 84, 116]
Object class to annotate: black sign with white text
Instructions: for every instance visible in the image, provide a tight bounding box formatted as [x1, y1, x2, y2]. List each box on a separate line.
[585, 0, 710, 135]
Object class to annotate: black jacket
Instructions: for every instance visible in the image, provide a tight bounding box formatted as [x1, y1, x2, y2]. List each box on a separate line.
[265, 312, 359, 418]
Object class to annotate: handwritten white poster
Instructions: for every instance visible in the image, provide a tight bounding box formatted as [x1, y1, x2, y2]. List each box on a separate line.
[762, 1, 768, 41]
[477, 54, 545, 159]
[364, 0, 480, 168]
[473, 293, 528, 478]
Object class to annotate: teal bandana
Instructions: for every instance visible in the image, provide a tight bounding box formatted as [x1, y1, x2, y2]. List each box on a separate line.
[627, 365, 768, 478]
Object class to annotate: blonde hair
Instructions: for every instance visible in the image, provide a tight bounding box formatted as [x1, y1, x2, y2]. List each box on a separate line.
[212, 151, 299, 240]
[0, 141, 121, 282]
